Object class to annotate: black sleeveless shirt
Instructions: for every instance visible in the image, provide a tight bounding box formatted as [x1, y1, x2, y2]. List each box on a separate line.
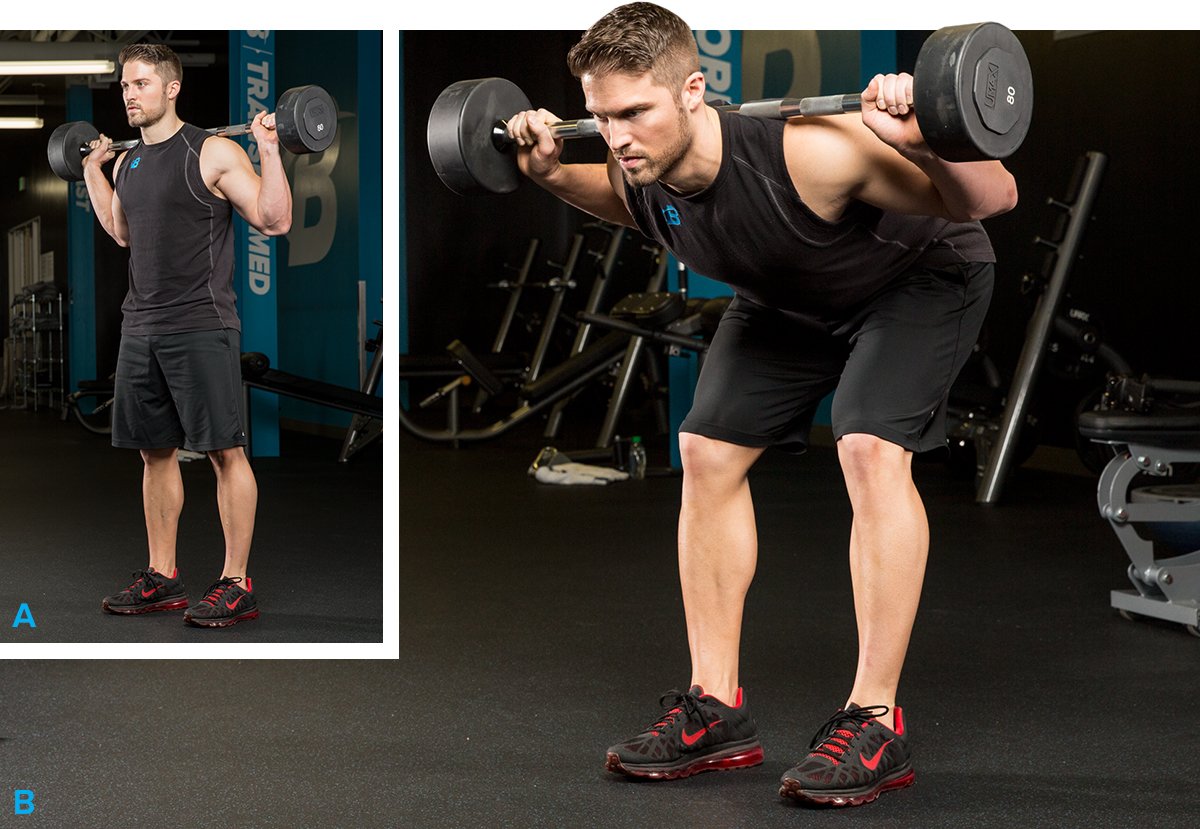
[114, 122, 240, 335]
[625, 108, 995, 330]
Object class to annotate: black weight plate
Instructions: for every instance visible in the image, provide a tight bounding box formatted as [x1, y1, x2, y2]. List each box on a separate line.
[915, 22, 1033, 161]
[427, 77, 531, 195]
[47, 120, 99, 181]
[275, 85, 337, 154]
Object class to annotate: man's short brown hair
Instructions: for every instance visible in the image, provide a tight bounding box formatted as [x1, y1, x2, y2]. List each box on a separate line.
[117, 43, 183, 85]
[567, 2, 700, 91]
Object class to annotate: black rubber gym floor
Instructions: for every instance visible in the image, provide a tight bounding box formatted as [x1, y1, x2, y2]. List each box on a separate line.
[1, 660, 402, 827]
[401, 427, 1200, 828]
[0, 407, 383, 642]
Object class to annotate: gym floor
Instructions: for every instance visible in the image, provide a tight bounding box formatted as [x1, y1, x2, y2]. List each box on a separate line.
[1, 660, 402, 827]
[0, 407, 383, 642]
[401, 427, 1200, 828]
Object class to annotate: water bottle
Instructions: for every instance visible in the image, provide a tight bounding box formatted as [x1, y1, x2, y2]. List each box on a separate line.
[629, 435, 647, 480]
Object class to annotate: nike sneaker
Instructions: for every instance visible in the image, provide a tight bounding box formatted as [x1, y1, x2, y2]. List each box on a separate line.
[604, 685, 764, 780]
[779, 704, 914, 806]
[183, 576, 258, 628]
[101, 567, 189, 614]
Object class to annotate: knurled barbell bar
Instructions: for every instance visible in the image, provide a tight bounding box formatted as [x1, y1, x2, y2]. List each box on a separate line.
[47, 84, 338, 182]
[428, 22, 1033, 195]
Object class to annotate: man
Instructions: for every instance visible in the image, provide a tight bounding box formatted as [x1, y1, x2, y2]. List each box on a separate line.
[506, 3, 1017, 806]
[81, 43, 292, 628]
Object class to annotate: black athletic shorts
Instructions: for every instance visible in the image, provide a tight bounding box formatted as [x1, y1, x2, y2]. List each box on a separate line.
[681, 261, 994, 453]
[112, 328, 248, 453]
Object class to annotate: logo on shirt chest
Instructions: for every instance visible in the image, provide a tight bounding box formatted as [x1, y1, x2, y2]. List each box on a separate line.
[661, 205, 681, 227]
[130, 156, 142, 169]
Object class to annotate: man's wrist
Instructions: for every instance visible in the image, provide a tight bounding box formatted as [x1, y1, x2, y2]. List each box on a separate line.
[532, 161, 566, 188]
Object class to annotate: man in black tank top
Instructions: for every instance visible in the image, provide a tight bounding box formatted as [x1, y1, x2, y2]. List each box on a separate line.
[508, 3, 1019, 804]
[80, 43, 294, 628]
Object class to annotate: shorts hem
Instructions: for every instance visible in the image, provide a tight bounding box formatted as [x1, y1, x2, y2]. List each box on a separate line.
[184, 439, 248, 453]
[679, 420, 800, 451]
[111, 438, 185, 451]
[833, 421, 945, 454]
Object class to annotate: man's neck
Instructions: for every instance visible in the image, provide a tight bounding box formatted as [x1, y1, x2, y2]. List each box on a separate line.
[140, 113, 184, 146]
[659, 106, 723, 196]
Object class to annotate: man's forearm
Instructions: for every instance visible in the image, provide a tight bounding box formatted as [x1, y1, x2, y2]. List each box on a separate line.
[534, 163, 635, 227]
[908, 150, 1018, 222]
[82, 163, 126, 245]
[256, 146, 293, 235]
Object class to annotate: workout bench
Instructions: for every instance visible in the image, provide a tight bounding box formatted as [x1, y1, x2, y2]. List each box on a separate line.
[241, 352, 383, 461]
[1078, 374, 1200, 637]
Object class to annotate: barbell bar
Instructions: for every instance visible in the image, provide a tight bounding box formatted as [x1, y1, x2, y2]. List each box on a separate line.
[47, 84, 338, 182]
[428, 22, 1033, 195]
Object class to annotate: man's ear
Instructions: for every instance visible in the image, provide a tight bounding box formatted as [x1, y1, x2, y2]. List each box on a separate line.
[680, 71, 706, 113]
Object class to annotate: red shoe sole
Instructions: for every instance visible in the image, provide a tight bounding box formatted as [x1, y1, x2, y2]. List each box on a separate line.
[606, 743, 764, 780]
[779, 768, 915, 806]
[102, 597, 190, 615]
[184, 609, 260, 628]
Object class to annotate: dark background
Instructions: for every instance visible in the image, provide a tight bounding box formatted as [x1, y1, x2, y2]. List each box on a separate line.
[402, 30, 1200, 449]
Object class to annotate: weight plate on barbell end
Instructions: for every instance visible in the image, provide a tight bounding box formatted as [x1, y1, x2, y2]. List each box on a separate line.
[427, 77, 531, 195]
[47, 120, 99, 181]
[914, 22, 1033, 161]
[275, 85, 337, 154]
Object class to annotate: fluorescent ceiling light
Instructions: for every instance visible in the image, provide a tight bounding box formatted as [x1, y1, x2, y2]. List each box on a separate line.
[0, 59, 115, 75]
[0, 117, 45, 129]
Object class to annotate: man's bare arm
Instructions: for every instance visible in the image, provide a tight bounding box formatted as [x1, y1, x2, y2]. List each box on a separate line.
[80, 137, 130, 246]
[204, 111, 293, 236]
[507, 107, 636, 227]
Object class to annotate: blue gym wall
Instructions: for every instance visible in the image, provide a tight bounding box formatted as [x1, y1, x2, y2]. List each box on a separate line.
[275, 30, 383, 433]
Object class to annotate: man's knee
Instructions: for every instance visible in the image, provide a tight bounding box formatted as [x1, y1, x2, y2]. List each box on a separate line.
[680, 432, 760, 483]
[140, 447, 178, 466]
[207, 447, 248, 472]
[837, 433, 909, 485]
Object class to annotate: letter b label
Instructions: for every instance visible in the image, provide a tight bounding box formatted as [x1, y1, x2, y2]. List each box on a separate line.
[14, 789, 34, 814]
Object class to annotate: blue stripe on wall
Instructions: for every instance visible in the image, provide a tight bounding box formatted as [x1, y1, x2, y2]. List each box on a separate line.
[359, 31, 384, 385]
[398, 32, 407, 358]
[859, 30, 898, 86]
[66, 84, 95, 395]
[230, 30, 281, 457]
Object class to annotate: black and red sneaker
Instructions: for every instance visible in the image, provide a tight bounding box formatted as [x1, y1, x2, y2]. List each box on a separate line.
[183, 577, 258, 628]
[779, 704, 914, 806]
[604, 685, 764, 780]
[101, 567, 189, 615]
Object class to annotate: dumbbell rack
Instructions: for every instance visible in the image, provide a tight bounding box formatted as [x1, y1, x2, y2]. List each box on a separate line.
[8, 286, 65, 412]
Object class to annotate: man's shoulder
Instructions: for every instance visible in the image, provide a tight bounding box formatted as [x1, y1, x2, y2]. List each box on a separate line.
[195, 131, 249, 172]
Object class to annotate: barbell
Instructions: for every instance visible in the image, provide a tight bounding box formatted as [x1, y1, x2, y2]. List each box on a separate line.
[428, 22, 1033, 195]
[47, 84, 338, 182]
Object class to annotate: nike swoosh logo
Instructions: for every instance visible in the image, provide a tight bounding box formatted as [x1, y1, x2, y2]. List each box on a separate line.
[225, 596, 245, 610]
[860, 739, 893, 771]
[140, 587, 159, 598]
[682, 719, 722, 746]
